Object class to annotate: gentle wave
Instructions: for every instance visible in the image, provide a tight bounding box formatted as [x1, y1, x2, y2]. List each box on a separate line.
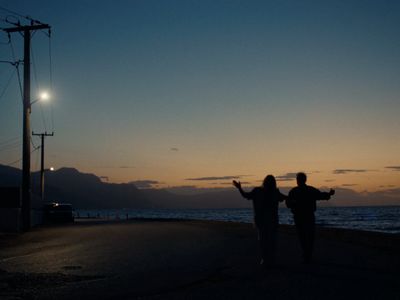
[76, 206, 400, 234]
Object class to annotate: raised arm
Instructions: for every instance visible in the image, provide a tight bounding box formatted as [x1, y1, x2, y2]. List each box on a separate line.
[314, 187, 335, 201]
[232, 180, 252, 200]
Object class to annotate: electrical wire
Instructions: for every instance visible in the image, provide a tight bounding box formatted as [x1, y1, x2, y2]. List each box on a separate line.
[48, 29, 54, 132]
[31, 42, 48, 131]
[0, 140, 20, 153]
[31, 40, 39, 91]
[30, 136, 37, 149]
[0, 139, 20, 148]
[5, 146, 39, 167]
[0, 21, 11, 44]
[0, 6, 27, 20]
[0, 136, 20, 146]
[4, 157, 22, 167]
[38, 102, 48, 131]
[34, 144, 40, 172]
[31, 146, 40, 188]
[9, 36, 23, 103]
[0, 67, 15, 102]
[0, 138, 20, 150]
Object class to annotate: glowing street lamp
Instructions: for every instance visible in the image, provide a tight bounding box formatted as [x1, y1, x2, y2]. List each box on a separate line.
[30, 91, 50, 106]
[39, 91, 49, 101]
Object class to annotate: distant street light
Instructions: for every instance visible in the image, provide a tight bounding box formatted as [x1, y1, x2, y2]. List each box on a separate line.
[30, 91, 50, 106]
[39, 91, 49, 101]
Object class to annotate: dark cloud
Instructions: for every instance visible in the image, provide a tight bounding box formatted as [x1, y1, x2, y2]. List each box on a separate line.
[185, 175, 247, 181]
[385, 166, 400, 171]
[217, 181, 251, 185]
[165, 185, 199, 195]
[381, 188, 400, 196]
[333, 169, 369, 174]
[129, 180, 161, 188]
[325, 179, 335, 182]
[365, 188, 400, 201]
[165, 185, 234, 195]
[315, 187, 400, 207]
[170, 147, 179, 152]
[96, 166, 135, 169]
[341, 184, 358, 187]
[276, 173, 297, 181]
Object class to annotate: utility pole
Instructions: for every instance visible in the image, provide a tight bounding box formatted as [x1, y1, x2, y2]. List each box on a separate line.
[32, 131, 54, 202]
[4, 23, 51, 231]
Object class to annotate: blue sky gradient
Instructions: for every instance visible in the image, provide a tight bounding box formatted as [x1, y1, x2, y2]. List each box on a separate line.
[1, 1, 399, 193]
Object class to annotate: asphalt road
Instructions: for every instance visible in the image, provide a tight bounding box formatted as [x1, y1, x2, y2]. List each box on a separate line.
[0, 219, 399, 299]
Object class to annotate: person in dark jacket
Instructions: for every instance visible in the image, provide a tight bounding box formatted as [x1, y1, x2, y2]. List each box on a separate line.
[286, 172, 335, 263]
[233, 175, 287, 267]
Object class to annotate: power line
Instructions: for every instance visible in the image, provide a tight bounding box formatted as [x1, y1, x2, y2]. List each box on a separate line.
[5, 147, 39, 167]
[0, 138, 20, 149]
[0, 136, 20, 146]
[0, 15, 19, 28]
[30, 136, 37, 149]
[0, 138, 20, 147]
[4, 157, 22, 167]
[34, 144, 40, 171]
[48, 28, 54, 132]
[0, 140, 20, 153]
[0, 23, 10, 44]
[0, 67, 15, 102]
[0, 6, 47, 26]
[0, 6, 27, 20]
[39, 102, 48, 131]
[31, 39, 39, 91]
[9, 36, 23, 103]
[30, 42, 48, 131]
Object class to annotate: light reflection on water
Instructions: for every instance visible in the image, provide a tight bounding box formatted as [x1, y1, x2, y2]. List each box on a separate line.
[76, 206, 400, 234]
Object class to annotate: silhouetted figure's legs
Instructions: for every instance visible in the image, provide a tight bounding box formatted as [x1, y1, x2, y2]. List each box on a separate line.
[258, 224, 277, 266]
[294, 213, 315, 263]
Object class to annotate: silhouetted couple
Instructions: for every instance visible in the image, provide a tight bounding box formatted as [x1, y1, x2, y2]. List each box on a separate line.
[233, 172, 335, 267]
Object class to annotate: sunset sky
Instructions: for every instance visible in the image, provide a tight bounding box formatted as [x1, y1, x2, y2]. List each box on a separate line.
[1, 1, 399, 193]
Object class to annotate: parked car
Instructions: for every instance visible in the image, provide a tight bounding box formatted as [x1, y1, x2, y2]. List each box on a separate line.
[43, 203, 74, 223]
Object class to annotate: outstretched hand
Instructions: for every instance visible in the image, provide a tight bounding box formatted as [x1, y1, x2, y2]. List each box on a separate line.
[232, 180, 241, 189]
[329, 189, 335, 196]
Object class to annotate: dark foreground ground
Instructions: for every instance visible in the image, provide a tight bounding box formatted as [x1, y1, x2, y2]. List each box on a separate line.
[0, 219, 399, 299]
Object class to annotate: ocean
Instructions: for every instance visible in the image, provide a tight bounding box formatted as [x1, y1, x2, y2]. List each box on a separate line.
[76, 206, 400, 235]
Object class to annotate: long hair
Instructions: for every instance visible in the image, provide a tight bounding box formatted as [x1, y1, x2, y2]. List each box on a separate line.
[262, 175, 277, 191]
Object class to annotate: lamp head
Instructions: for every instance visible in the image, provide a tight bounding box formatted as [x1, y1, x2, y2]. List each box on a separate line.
[39, 91, 50, 101]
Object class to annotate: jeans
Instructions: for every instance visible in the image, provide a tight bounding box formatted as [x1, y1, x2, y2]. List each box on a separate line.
[294, 213, 315, 262]
[257, 223, 278, 264]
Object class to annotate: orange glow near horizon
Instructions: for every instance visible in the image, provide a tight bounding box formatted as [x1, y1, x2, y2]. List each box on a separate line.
[1, 1, 399, 203]
[75, 161, 400, 193]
